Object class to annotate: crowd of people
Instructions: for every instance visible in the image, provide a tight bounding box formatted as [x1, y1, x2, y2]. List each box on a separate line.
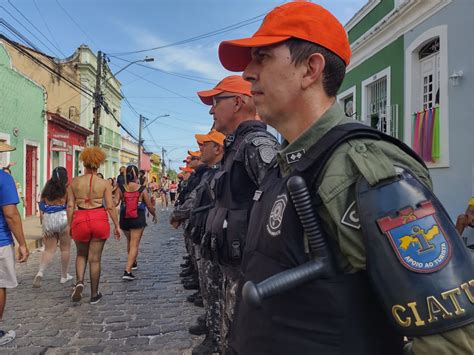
[0, 2, 473, 353]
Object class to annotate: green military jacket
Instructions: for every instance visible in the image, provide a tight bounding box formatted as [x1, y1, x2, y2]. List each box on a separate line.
[277, 102, 474, 354]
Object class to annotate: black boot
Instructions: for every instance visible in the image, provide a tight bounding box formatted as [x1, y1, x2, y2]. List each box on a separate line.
[189, 320, 209, 335]
[187, 291, 200, 303]
[194, 296, 204, 307]
[183, 279, 200, 290]
[179, 268, 194, 277]
[192, 335, 214, 355]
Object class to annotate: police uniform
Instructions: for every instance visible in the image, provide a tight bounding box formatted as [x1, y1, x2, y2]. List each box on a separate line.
[205, 120, 278, 353]
[188, 164, 223, 353]
[172, 164, 208, 278]
[231, 103, 474, 354]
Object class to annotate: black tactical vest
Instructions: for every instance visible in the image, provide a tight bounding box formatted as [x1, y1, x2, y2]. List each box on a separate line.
[206, 121, 273, 266]
[231, 124, 417, 354]
[187, 166, 218, 245]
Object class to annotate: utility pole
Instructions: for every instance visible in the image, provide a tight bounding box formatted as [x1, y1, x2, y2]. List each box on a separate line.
[161, 147, 166, 175]
[93, 51, 103, 146]
[138, 114, 144, 170]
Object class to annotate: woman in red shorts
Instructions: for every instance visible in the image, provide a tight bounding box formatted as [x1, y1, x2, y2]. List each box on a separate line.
[67, 147, 120, 304]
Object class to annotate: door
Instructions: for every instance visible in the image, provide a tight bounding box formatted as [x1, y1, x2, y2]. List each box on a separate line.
[25, 145, 38, 216]
[74, 150, 82, 177]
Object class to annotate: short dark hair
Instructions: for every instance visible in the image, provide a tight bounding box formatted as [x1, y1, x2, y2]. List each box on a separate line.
[284, 38, 346, 97]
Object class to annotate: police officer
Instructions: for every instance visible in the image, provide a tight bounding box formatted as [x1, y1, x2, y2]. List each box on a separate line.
[189, 130, 226, 354]
[197, 75, 279, 354]
[217, 2, 474, 354]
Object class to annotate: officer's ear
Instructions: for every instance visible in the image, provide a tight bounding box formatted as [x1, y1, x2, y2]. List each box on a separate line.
[301, 52, 325, 90]
[233, 95, 244, 113]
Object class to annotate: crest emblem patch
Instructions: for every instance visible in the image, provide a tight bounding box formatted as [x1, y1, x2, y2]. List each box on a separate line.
[377, 201, 451, 273]
[266, 194, 287, 237]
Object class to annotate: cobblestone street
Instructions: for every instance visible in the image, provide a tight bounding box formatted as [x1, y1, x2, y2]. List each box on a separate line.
[1, 210, 203, 354]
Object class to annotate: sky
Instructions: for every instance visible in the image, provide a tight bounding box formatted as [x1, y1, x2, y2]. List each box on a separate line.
[0, 0, 367, 171]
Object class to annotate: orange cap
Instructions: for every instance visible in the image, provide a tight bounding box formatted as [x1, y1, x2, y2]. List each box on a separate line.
[197, 75, 252, 105]
[188, 150, 201, 158]
[219, 1, 351, 71]
[179, 166, 194, 172]
[183, 156, 191, 163]
[195, 129, 226, 146]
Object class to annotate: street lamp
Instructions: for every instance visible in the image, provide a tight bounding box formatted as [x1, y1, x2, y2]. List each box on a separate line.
[138, 114, 170, 169]
[107, 57, 154, 82]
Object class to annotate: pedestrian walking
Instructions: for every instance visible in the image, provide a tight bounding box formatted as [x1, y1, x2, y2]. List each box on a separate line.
[33, 167, 73, 288]
[169, 180, 178, 203]
[0, 140, 29, 345]
[218, 2, 474, 353]
[116, 165, 157, 281]
[67, 147, 120, 304]
[159, 176, 170, 211]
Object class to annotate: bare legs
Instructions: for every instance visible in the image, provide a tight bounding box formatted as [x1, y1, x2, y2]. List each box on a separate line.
[59, 233, 71, 279]
[34, 232, 72, 287]
[88, 239, 106, 298]
[124, 228, 144, 273]
[74, 239, 106, 298]
[0, 288, 5, 320]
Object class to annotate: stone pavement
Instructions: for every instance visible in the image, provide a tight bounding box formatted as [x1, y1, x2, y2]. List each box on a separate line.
[1, 210, 204, 354]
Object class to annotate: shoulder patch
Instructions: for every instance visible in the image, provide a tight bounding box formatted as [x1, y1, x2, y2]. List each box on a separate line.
[259, 146, 277, 164]
[341, 200, 360, 230]
[377, 201, 451, 273]
[251, 136, 277, 147]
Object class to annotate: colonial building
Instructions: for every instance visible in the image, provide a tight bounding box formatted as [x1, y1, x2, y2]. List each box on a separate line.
[338, 0, 473, 218]
[0, 40, 45, 217]
[0, 36, 93, 183]
[76, 45, 122, 179]
[120, 136, 139, 168]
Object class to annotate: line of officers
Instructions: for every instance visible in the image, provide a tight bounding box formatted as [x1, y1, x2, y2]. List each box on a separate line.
[170, 2, 474, 355]
[170, 75, 278, 355]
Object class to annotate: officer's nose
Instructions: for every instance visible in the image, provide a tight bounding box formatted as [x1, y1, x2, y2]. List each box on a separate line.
[243, 60, 257, 84]
[209, 105, 215, 115]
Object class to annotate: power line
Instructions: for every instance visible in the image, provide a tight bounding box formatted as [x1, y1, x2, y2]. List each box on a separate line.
[1, 34, 93, 97]
[108, 12, 267, 56]
[108, 56, 217, 85]
[54, 0, 98, 48]
[5, 1, 64, 57]
[1, 6, 49, 53]
[32, 0, 65, 56]
[120, 69, 202, 106]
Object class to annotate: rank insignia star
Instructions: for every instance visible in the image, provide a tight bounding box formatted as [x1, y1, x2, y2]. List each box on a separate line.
[286, 149, 305, 164]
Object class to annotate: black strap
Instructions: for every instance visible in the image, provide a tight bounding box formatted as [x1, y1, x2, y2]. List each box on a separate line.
[295, 123, 426, 189]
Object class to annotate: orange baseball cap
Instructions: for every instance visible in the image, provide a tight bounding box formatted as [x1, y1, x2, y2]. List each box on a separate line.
[188, 150, 201, 158]
[195, 129, 226, 146]
[183, 156, 191, 163]
[219, 1, 351, 71]
[179, 166, 194, 172]
[197, 75, 252, 105]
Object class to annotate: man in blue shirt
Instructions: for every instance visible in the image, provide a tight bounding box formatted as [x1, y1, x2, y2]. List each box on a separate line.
[0, 140, 29, 346]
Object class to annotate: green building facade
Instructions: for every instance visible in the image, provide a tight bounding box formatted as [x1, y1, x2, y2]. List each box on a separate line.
[0, 44, 45, 218]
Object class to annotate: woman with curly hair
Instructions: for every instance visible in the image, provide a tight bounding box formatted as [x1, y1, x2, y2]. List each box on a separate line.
[33, 167, 72, 288]
[67, 147, 120, 304]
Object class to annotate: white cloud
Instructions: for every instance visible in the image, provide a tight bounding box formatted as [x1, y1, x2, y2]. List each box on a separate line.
[128, 28, 230, 81]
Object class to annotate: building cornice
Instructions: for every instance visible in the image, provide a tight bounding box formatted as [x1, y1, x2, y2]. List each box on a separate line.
[345, 0, 381, 31]
[348, 0, 451, 71]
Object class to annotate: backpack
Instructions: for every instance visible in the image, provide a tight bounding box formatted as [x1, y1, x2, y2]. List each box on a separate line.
[120, 185, 145, 219]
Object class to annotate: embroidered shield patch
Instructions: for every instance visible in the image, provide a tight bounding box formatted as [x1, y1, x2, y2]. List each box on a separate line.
[377, 201, 451, 273]
[266, 194, 287, 237]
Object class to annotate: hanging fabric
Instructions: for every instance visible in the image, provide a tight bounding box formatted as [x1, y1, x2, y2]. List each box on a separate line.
[412, 107, 440, 163]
